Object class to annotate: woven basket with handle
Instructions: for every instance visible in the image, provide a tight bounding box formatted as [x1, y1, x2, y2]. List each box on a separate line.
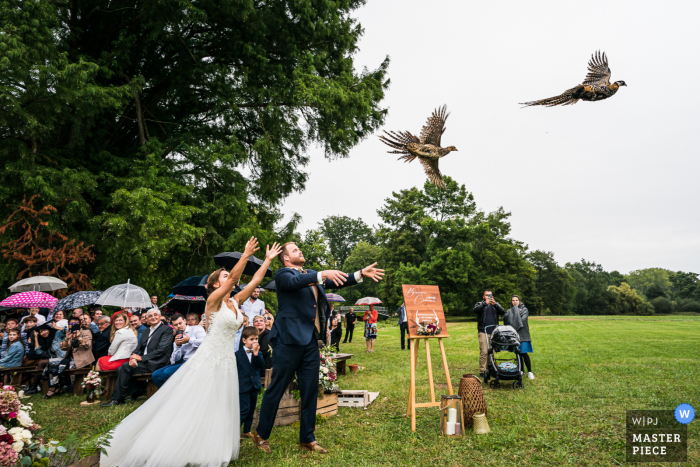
[458, 374, 487, 427]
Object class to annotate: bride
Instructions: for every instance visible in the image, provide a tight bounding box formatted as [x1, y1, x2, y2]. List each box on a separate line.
[102, 237, 282, 467]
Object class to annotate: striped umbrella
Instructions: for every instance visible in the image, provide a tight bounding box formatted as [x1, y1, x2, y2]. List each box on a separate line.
[325, 293, 346, 302]
[0, 291, 58, 309]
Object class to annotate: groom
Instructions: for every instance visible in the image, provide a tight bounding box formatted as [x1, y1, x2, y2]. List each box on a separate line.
[253, 242, 384, 454]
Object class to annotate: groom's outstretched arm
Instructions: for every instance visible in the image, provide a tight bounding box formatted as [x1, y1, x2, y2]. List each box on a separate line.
[275, 268, 322, 291]
[322, 262, 385, 290]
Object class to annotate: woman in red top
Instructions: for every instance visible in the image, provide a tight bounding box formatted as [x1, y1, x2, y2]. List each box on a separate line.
[363, 305, 378, 353]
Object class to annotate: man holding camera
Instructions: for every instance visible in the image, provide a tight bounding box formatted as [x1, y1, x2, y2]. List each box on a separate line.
[60, 314, 95, 370]
[151, 313, 206, 388]
[473, 289, 505, 379]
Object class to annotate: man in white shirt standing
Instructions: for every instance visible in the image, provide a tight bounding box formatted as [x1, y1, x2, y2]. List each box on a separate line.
[151, 313, 206, 388]
[241, 287, 266, 323]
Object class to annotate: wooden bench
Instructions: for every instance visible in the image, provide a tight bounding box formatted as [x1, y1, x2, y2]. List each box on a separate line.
[334, 353, 353, 376]
[0, 365, 38, 386]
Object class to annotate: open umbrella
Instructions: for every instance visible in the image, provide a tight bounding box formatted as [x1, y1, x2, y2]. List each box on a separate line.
[9, 276, 67, 293]
[262, 280, 276, 292]
[0, 291, 58, 309]
[160, 295, 207, 315]
[325, 293, 346, 302]
[172, 275, 209, 297]
[213, 252, 273, 277]
[355, 297, 382, 306]
[95, 280, 151, 309]
[54, 291, 104, 311]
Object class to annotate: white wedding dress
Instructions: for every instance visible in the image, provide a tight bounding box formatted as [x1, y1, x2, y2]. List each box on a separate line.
[102, 300, 244, 467]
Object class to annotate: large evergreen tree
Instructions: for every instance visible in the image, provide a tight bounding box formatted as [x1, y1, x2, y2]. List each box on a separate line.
[0, 0, 389, 296]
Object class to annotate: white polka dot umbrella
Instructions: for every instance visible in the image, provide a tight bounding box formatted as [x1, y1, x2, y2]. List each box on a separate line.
[0, 291, 58, 309]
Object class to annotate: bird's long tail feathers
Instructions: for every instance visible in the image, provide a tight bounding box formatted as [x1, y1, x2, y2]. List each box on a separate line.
[520, 87, 580, 107]
[379, 130, 420, 162]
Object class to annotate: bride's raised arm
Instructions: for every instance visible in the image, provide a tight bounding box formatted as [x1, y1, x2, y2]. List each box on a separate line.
[233, 242, 281, 306]
[205, 237, 259, 329]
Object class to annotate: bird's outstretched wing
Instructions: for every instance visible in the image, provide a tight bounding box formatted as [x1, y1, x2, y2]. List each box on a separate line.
[379, 130, 420, 162]
[520, 85, 583, 107]
[582, 51, 611, 86]
[419, 158, 445, 188]
[419, 105, 449, 146]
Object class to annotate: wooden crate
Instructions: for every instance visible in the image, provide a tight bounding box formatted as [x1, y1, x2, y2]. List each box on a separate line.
[338, 390, 370, 408]
[316, 393, 338, 418]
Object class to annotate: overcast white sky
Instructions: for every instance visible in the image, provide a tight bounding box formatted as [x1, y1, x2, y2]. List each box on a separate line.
[281, 0, 700, 274]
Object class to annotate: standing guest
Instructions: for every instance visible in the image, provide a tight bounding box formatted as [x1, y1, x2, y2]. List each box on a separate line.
[101, 308, 174, 407]
[129, 313, 148, 342]
[24, 324, 54, 395]
[264, 311, 274, 331]
[22, 317, 39, 364]
[363, 305, 378, 353]
[398, 302, 410, 350]
[0, 318, 28, 357]
[329, 316, 342, 352]
[96, 314, 137, 371]
[241, 287, 265, 324]
[505, 295, 534, 380]
[92, 316, 112, 360]
[473, 289, 505, 379]
[252, 316, 272, 370]
[186, 313, 200, 327]
[325, 303, 336, 343]
[254, 242, 384, 455]
[20, 308, 46, 330]
[92, 308, 104, 323]
[342, 308, 357, 344]
[237, 326, 265, 440]
[234, 314, 249, 352]
[149, 295, 159, 308]
[0, 330, 25, 383]
[151, 313, 206, 388]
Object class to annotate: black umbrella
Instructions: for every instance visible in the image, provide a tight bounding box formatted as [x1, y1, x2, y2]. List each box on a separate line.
[54, 291, 104, 312]
[262, 280, 276, 292]
[172, 275, 209, 297]
[213, 252, 273, 277]
[160, 295, 207, 316]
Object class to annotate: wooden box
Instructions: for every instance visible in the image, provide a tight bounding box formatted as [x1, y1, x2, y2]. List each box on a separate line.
[338, 390, 370, 408]
[316, 393, 338, 418]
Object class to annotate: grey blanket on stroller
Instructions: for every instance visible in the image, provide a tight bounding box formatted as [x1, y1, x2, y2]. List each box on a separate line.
[491, 325, 520, 351]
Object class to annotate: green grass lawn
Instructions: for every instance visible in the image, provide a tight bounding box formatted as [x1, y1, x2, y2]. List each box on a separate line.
[33, 315, 698, 466]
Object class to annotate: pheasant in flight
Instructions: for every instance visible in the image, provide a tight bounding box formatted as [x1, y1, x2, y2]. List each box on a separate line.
[378, 105, 457, 188]
[520, 51, 626, 107]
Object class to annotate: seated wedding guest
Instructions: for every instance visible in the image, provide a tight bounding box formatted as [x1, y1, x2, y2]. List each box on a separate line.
[24, 323, 55, 394]
[151, 313, 206, 388]
[49, 310, 68, 331]
[252, 316, 272, 370]
[234, 314, 249, 352]
[264, 311, 274, 331]
[330, 315, 342, 352]
[92, 308, 104, 323]
[96, 314, 137, 371]
[236, 326, 265, 440]
[92, 316, 112, 360]
[70, 308, 97, 333]
[22, 316, 39, 364]
[44, 315, 94, 398]
[186, 313, 200, 327]
[129, 313, 148, 342]
[0, 318, 28, 357]
[0, 323, 5, 340]
[20, 308, 46, 330]
[101, 308, 173, 407]
[0, 330, 25, 383]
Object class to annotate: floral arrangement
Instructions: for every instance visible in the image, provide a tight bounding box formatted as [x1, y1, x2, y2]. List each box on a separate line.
[81, 369, 104, 396]
[0, 386, 65, 466]
[319, 346, 339, 393]
[416, 320, 442, 336]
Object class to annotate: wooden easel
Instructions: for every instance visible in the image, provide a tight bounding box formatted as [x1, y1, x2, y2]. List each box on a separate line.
[406, 336, 453, 432]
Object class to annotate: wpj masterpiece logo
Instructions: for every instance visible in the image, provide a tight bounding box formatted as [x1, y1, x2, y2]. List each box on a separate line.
[626, 409, 689, 462]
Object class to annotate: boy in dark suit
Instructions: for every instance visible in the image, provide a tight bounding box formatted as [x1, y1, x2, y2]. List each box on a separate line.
[236, 326, 265, 439]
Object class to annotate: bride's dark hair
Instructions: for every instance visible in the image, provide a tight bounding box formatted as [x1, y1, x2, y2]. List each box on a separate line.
[206, 268, 227, 294]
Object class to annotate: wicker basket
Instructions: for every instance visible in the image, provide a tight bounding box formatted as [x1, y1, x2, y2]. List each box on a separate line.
[458, 374, 487, 428]
[473, 412, 491, 434]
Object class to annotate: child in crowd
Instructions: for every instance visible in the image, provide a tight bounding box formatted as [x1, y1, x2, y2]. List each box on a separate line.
[235, 326, 265, 440]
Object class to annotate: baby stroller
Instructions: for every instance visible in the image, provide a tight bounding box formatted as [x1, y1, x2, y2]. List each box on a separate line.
[483, 325, 524, 389]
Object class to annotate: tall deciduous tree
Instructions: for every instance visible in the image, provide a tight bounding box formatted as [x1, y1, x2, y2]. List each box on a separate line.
[565, 259, 624, 315]
[319, 216, 374, 266]
[525, 250, 575, 315]
[0, 0, 389, 296]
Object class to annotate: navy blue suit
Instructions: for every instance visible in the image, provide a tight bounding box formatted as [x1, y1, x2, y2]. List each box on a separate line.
[236, 347, 264, 433]
[257, 267, 358, 443]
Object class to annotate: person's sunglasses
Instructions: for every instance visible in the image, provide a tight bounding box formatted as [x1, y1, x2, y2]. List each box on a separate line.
[264, 316, 272, 320]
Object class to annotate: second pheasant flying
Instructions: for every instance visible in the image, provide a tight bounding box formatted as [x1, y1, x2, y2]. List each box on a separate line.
[379, 105, 457, 189]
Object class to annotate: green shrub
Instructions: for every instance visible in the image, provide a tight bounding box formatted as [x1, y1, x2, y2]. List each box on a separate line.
[650, 297, 674, 314]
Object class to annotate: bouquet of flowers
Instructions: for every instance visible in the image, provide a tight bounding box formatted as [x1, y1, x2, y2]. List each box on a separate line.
[81, 369, 104, 396]
[318, 346, 339, 393]
[416, 320, 442, 336]
[0, 386, 65, 466]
